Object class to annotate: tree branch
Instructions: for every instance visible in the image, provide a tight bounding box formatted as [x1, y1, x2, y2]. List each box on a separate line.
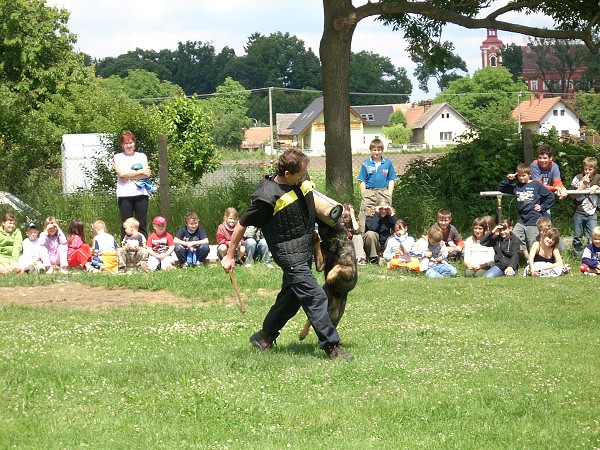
[351, 0, 599, 53]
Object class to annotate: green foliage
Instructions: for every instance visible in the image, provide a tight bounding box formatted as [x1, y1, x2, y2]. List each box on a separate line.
[435, 67, 528, 125]
[411, 42, 468, 93]
[205, 77, 251, 149]
[387, 109, 407, 127]
[382, 123, 412, 144]
[102, 69, 182, 103]
[574, 90, 600, 132]
[160, 95, 220, 185]
[349, 50, 411, 105]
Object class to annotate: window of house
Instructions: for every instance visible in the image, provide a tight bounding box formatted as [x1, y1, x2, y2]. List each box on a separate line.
[490, 56, 497, 67]
[568, 79, 574, 90]
[553, 110, 558, 116]
[530, 80, 538, 90]
[560, 110, 565, 116]
[543, 81, 550, 91]
[440, 132, 452, 141]
[360, 113, 374, 121]
[441, 112, 450, 119]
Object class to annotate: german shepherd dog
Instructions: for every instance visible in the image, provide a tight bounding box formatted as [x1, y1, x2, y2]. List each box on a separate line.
[299, 216, 358, 340]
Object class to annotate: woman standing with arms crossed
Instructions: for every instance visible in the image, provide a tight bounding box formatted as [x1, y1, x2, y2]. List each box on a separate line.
[113, 131, 152, 238]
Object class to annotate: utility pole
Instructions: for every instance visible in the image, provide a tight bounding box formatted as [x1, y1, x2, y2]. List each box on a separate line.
[268, 87, 274, 152]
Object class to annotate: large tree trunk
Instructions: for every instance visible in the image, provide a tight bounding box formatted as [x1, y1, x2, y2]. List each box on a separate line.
[320, 0, 356, 203]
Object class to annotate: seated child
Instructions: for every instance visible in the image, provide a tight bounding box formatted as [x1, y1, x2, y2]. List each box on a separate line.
[117, 217, 149, 272]
[535, 216, 565, 251]
[383, 219, 419, 271]
[144, 216, 177, 271]
[0, 213, 23, 274]
[91, 220, 119, 272]
[341, 204, 367, 266]
[38, 216, 68, 275]
[432, 208, 464, 260]
[411, 225, 457, 278]
[463, 217, 495, 277]
[17, 223, 45, 274]
[243, 226, 273, 267]
[481, 219, 520, 277]
[173, 212, 210, 267]
[364, 198, 397, 264]
[217, 207, 245, 262]
[67, 219, 98, 272]
[580, 226, 600, 276]
[524, 226, 566, 277]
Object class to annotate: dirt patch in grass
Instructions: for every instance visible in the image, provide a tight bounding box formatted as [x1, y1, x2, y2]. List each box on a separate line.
[1, 283, 279, 310]
[2, 283, 207, 309]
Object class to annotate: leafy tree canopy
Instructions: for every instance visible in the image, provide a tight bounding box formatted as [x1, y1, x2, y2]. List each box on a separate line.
[102, 69, 183, 103]
[349, 50, 411, 104]
[434, 66, 528, 125]
[411, 42, 468, 93]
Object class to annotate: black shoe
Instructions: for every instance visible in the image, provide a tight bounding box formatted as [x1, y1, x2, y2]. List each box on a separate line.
[369, 257, 379, 265]
[325, 344, 353, 360]
[249, 330, 274, 353]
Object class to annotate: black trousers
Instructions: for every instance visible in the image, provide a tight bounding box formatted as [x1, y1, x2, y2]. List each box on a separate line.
[118, 195, 149, 239]
[263, 261, 340, 348]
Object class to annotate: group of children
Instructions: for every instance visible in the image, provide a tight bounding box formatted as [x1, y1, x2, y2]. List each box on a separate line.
[0, 206, 274, 275]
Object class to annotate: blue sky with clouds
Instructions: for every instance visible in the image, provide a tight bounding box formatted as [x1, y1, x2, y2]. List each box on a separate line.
[50, 0, 544, 101]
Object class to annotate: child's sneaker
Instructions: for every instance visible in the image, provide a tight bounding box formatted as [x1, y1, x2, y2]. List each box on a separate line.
[59, 267, 69, 275]
[139, 261, 151, 272]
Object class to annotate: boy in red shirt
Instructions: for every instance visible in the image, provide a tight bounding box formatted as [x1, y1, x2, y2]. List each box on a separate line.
[143, 216, 177, 271]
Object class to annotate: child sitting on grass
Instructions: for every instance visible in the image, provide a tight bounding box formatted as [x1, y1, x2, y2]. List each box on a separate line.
[463, 217, 495, 277]
[383, 219, 419, 271]
[91, 220, 119, 272]
[144, 216, 177, 271]
[38, 216, 68, 275]
[411, 225, 457, 278]
[117, 217, 149, 272]
[217, 207, 245, 263]
[67, 219, 98, 272]
[481, 219, 520, 277]
[0, 213, 23, 274]
[580, 226, 600, 276]
[17, 223, 44, 274]
[524, 226, 567, 277]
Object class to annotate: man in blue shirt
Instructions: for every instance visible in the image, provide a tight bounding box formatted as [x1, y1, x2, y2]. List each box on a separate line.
[357, 138, 397, 233]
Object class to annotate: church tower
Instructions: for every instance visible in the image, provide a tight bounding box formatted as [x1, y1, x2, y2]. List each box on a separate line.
[480, 29, 504, 68]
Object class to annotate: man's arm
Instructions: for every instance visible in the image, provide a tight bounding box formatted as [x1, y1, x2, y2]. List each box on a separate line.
[221, 223, 247, 272]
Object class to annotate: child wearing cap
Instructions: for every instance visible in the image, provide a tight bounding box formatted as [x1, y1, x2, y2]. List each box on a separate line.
[17, 223, 45, 273]
[0, 213, 23, 274]
[144, 216, 177, 271]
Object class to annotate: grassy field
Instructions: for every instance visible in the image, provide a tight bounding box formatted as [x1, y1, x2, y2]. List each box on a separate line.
[1, 264, 599, 449]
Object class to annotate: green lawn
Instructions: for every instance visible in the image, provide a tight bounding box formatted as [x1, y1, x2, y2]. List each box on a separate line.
[1, 266, 599, 449]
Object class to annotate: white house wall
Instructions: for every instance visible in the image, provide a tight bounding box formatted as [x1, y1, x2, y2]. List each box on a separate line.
[539, 102, 581, 136]
[423, 108, 470, 147]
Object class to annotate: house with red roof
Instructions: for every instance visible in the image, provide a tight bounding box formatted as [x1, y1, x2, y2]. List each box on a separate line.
[511, 95, 585, 137]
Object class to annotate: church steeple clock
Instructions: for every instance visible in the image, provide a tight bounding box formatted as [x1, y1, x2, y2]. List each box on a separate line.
[480, 29, 504, 68]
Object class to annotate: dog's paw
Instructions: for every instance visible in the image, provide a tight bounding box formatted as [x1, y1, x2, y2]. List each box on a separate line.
[326, 265, 341, 284]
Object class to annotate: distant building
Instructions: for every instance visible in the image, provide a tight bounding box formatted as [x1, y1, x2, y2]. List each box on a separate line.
[511, 95, 585, 137]
[480, 29, 589, 97]
[480, 29, 504, 68]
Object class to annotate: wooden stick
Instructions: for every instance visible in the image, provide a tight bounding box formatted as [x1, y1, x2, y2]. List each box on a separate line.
[228, 269, 246, 314]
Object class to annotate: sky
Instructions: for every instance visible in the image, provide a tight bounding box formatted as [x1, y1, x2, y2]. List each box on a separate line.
[49, 0, 549, 102]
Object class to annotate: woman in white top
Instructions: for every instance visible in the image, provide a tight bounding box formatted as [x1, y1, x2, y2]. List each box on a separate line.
[113, 131, 152, 238]
[464, 217, 496, 277]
